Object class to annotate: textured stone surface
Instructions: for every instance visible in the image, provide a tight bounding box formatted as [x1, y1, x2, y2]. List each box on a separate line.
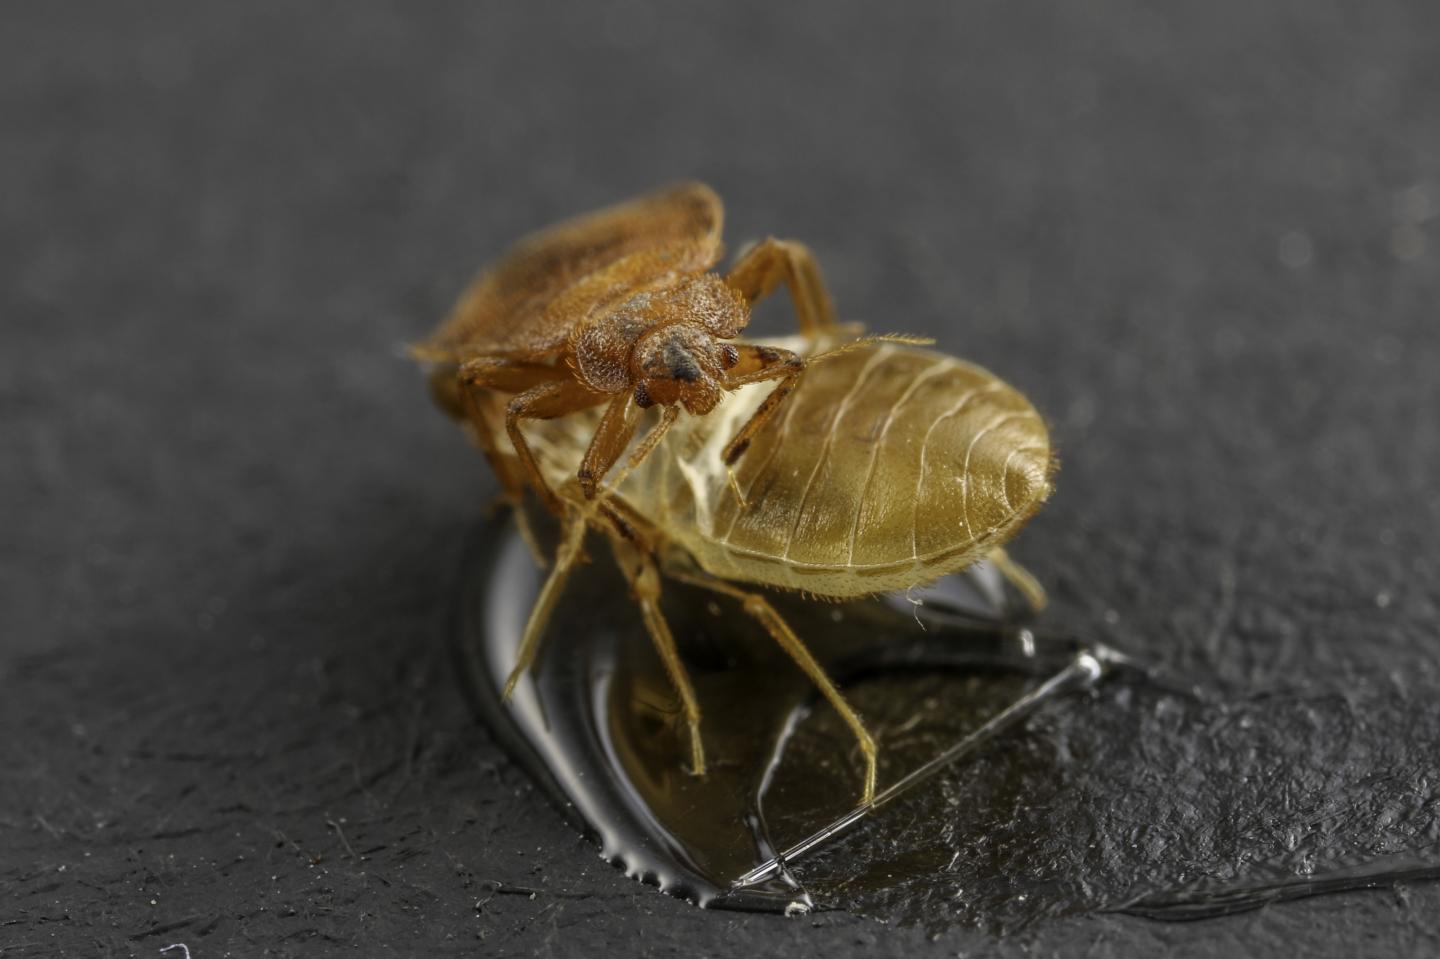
[4, 1, 1439, 955]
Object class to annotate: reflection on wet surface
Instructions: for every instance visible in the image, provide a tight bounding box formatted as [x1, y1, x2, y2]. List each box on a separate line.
[453, 519, 1440, 932]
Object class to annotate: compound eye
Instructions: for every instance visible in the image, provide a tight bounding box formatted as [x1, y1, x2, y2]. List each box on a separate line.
[720, 344, 741, 369]
[633, 382, 653, 408]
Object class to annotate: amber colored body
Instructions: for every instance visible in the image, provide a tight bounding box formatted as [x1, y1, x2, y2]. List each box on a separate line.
[526, 338, 1053, 599]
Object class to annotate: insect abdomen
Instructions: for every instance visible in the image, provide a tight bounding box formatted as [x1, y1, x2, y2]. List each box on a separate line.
[668, 344, 1052, 598]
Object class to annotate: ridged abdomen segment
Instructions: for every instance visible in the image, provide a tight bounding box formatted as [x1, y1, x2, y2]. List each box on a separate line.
[692, 344, 1052, 597]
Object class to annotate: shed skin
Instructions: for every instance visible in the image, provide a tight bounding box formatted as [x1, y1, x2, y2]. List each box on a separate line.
[526, 338, 1054, 600]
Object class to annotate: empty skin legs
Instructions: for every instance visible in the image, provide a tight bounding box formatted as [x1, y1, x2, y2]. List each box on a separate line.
[498, 510, 709, 777]
[501, 508, 589, 700]
[501, 507, 877, 804]
[987, 546, 1048, 613]
[499, 513, 1035, 807]
[610, 537, 707, 775]
[666, 566, 879, 805]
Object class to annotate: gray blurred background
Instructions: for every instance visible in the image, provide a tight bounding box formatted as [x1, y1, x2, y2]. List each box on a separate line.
[3, 2, 1438, 955]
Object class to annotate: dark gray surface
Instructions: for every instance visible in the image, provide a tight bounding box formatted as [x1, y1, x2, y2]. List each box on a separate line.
[4, 1, 1439, 955]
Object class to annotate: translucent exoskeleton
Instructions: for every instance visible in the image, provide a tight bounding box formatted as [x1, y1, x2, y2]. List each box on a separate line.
[434, 331, 1055, 804]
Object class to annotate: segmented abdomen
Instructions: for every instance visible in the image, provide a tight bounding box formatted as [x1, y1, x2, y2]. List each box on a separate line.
[656, 343, 1052, 598]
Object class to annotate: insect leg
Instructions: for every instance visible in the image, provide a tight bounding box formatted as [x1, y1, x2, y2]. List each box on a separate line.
[725, 237, 838, 335]
[452, 358, 569, 562]
[504, 378, 609, 514]
[577, 393, 641, 499]
[597, 405, 681, 498]
[502, 508, 589, 701]
[608, 536, 707, 776]
[666, 569, 878, 804]
[461, 386, 547, 566]
[718, 345, 805, 465]
[450, 362, 535, 500]
[574, 394, 683, 501]
[986, 547, 1049, 613]
[457, 358, 571, 499]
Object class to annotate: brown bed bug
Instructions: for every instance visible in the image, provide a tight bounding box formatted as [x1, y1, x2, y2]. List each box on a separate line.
[412, 182, 839, 518]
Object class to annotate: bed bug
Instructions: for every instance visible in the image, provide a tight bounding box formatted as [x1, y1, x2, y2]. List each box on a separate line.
[412, 182, 840, 518]
[433, 333, 1055, 804]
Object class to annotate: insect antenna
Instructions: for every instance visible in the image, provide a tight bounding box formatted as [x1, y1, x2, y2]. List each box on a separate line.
[807, 333, 935, 366]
